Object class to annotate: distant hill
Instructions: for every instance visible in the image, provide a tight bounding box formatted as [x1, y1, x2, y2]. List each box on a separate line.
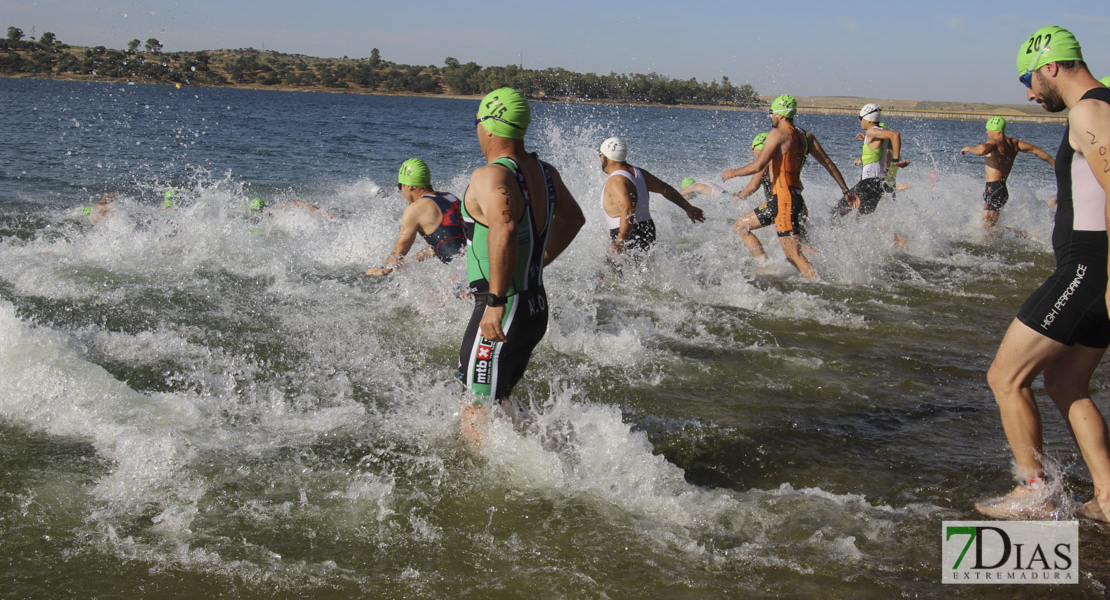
[777, 95, 1064, 124]
[0, 29, 760, 107]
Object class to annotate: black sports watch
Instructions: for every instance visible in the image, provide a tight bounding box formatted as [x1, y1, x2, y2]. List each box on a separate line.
[486, 293, 508, 307]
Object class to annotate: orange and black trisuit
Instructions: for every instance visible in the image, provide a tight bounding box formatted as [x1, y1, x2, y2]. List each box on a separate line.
[770, 120, 809, 239]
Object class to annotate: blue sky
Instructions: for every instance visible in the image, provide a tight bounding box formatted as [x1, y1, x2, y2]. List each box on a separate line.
[4, 0, 1109, 104]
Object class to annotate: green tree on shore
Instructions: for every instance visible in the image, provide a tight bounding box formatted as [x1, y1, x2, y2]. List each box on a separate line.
[0, 25, 761, 107]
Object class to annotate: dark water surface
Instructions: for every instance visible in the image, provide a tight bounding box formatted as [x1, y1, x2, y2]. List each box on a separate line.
[2, 77, 1107, 597]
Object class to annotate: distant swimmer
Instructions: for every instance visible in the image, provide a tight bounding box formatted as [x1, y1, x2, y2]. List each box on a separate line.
[366, 158, 465, 276]
[80, 192, 116, 220]
[678, 177, 727, 199]
[599, 137, 705, 254]
[960, 116, 1055, 231]
[721, 95, 855, 277]
[835, 104, 910, 216]
[457, 87, 585, 441]
[976, 26, 1110, 523]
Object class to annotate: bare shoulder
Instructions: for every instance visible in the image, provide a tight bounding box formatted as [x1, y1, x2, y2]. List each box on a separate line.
[470, 163, 515, 191]
[1070, 97, 1110, 133]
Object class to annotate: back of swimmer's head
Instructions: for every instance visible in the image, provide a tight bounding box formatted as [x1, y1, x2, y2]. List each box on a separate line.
[859, 103, 881, 122]
[398, 158, 431, 188]
[986, 116, 1007, 133]
[599, 137, 628, 162]
[770, 94, 797, 119]
[1016, 26, 1084, 77]
[477, 87, 531, 140]
[751, 132, 768, 150]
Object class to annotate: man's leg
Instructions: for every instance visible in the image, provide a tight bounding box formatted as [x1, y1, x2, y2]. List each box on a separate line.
[982, 209, 1001, 229]
[977, 318, 1070, 517]
[733, 211, 767, 259]
[778, 235, 817, 279]
[1044, 344, 1110, 521]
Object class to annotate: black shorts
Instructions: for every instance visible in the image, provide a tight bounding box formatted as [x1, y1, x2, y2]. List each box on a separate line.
[983, 180, 1009, 212]
[846, 177, 894, 215]
[754, 201, 777, 227]
[458, 287, 550, 401]
[1016, 261, 1110, 348]
[609, 219, 657, 252]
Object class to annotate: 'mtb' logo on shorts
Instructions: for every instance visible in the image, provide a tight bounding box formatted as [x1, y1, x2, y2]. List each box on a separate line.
[474, 341, 494, 384]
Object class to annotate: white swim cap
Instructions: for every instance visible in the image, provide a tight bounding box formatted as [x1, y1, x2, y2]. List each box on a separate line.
[859, 103, 882, 122]
[599, 137, 628, 161]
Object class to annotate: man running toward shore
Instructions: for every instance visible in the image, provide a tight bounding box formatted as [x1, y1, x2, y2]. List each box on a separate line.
[835, 104, 910, 216]
[960, 116, 1055, 230]
[599, 137, 705, 254]
[976, 26, 1110, 522]
[722, 96, 855, 275]
[719, 95, 822, 278]
[366, 158, 466, 276]
[458, 87, 586, 429]
[729, 133, 775, 204]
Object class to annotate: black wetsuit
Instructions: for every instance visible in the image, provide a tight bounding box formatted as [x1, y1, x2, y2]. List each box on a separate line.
[1015, 87, 1110, 347]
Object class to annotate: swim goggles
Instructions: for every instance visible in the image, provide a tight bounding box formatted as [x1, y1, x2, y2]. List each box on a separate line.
[475, 115, 524, 130]
[1019, 45, 1051, 89]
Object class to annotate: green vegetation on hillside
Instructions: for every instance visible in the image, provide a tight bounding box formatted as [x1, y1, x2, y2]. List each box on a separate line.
[0, 26, 761, 107]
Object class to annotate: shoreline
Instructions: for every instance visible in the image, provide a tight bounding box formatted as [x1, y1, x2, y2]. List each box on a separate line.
[3, 73, 1066, 124]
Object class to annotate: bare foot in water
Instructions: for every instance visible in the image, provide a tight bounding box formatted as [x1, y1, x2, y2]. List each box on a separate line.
[975, 484, 1055, 520]
[1077, 500, 1110, 522]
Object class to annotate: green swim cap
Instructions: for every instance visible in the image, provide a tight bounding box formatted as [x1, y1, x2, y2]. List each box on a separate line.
[770, 94, 797, 119]
[1100, 75, 1110, 87]
[249, 198, 264, 212]
[477, 87, 530, 140]
[397, 158, 431, 187]
[1016, 26, 1084, 76]
[751, 132, 768, 149]
[164, 189, 178, 207]
[986, 116, 1007, 133]
[81, 206, 93, 215]
[681, 177, 695, 189]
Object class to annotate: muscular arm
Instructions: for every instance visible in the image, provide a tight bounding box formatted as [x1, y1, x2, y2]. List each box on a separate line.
[542, 165, 586, 265]
[642, 168, 705, 222]
[734, 165, 771, 199]
[870, 128, 909, 167]
[1017, 139, 1056, 167]
[602, 175, 636, 253]
[723, 129, 783, 181]
[466, 165, 523, 342]
[961, 142, 991, 156]
[1068, 99, 1110, 309]
[366, 202, 424, 276]
[806, 134, 851, 193]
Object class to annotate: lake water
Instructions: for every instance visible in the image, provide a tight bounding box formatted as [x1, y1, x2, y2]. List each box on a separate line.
[2, 77, 1107, 597]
